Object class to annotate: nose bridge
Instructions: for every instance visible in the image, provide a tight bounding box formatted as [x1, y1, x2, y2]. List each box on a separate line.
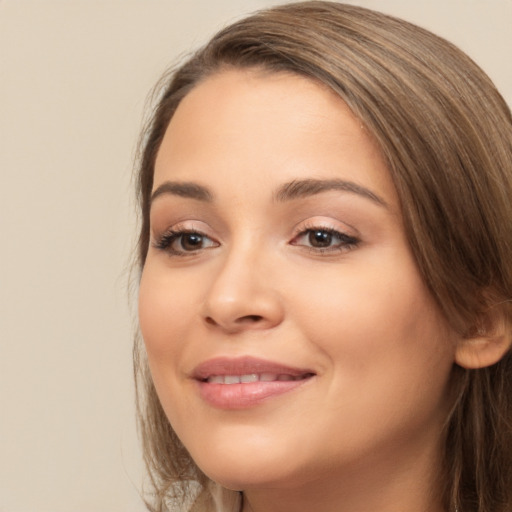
[201, 236, 283, 332]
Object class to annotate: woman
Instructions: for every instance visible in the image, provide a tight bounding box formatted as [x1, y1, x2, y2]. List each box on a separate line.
[134, 2, 512, 511]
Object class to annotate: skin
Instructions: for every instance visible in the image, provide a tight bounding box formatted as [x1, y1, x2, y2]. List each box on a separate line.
[138, 69, 461, 512]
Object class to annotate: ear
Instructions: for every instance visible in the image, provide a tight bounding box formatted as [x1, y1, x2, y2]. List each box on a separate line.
[455, 303, 511, 369]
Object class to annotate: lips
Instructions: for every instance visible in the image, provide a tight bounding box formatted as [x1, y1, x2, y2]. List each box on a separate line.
[192, 356, 315, 409]
[206, 373, 305, 384]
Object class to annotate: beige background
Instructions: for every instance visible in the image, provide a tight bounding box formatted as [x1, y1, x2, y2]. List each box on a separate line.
[0, 1, 510, 511]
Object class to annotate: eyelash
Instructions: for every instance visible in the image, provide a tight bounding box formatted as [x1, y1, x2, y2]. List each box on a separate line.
[152, 228, 218, 256]
[290, 226, 360, 254]
[152, 226, 360, 256]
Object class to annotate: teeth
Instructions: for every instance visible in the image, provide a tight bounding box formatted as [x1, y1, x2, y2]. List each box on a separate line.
[240, 373, 258, 383]
[206, 373, 302, 384]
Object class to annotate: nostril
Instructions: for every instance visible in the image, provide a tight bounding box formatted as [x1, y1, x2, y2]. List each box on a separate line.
[204, 315, 262, 326]
[238, 315, 264, 323]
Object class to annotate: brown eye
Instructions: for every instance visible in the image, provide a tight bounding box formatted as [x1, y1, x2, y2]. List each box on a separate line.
[308, 230, 333, 248]
[180, 233, 204, 251]
[154, 229, 219, 255]
[291, 227, 359, 253]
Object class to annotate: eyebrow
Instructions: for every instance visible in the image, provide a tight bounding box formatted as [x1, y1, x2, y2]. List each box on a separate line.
[274, 178, 387, 207]
[151, 181, 213, 203]
[150, 178, 387, 208]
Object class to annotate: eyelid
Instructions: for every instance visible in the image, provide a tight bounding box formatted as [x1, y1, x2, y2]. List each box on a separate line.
[151, 220, 211, 240]
[291, 217, 359, 239]
[289, 218, 360, 253]
[151, 221, 220, 256]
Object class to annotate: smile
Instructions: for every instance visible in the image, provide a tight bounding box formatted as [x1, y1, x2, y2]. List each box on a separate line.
[205, 373, 310, 384]
[192, 357, 315, 409]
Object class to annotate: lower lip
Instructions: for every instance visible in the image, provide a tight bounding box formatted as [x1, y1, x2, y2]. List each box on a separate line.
[196, 378, 312, 409]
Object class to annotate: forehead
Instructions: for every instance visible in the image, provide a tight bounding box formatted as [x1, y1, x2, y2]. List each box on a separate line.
[153, 69, 396, 206]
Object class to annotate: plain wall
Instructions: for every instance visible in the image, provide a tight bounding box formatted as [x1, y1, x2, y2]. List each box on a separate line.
[1, 1, 510, 511]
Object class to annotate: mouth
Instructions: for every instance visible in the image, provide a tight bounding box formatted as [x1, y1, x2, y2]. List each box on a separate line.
[203, 372, 313, 384]
[192, 355, 315, 382]
[192, 356, 316, 409]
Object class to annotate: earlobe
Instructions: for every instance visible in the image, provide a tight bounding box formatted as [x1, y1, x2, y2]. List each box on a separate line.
[455, 305, 511, 369]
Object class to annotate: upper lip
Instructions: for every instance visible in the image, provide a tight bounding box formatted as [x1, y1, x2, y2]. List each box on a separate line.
[192, 356, 315, 381]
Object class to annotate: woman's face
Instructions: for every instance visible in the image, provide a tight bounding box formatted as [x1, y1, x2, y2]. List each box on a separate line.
[139, 70, 458, 492]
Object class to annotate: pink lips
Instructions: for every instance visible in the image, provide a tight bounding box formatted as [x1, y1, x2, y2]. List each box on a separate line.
[192, 356, 315, 409]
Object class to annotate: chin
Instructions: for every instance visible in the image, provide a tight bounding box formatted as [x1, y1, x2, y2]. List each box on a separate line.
[202, 467, 290, 492]
[194, 452, 279, 490]
[190, 442, 312, 492]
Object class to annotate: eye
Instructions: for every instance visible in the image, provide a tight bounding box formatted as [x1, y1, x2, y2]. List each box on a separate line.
[291, 227, 359, 252]
[153, 229, 219, 255]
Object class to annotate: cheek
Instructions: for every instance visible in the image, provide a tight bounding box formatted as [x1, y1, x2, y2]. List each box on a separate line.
[138, 262, 196, 363]
[287, 258, 455, 454]
[138, 264, 199, 424]
[291, 249, 453, 379]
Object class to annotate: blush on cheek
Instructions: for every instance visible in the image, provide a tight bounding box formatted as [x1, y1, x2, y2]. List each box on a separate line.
[139, 274, 174, 356]
[138, 268, 186, 352]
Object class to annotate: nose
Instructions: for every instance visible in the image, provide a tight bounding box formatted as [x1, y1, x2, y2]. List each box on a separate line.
[201, 249, 284, 334]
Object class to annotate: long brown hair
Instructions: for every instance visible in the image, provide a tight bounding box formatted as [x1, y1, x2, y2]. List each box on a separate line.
[134, 2, 512, 511]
